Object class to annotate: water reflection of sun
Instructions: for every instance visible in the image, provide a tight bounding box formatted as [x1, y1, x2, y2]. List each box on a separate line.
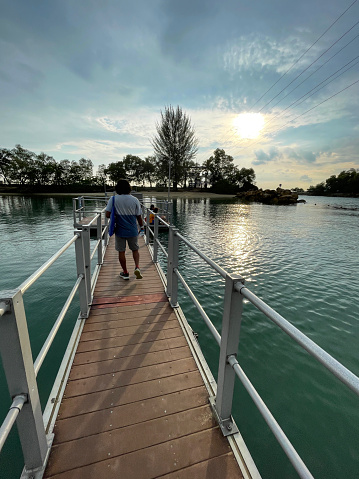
[233, 113, 265, 139]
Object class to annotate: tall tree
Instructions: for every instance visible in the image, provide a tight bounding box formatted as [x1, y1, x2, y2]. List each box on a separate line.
[202, 148, 237, 185]
[0, 148, 12, 184]
[152, 105, 198, 190]
[202, 148, 256, 193]
[105, 161, 126, 185]
[122, 154, 144, 184]
[142, 156, 157, 187]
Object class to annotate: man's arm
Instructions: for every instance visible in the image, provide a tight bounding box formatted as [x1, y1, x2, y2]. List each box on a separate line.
[106, 211, 111, 218]
[137, 215, 143, 228]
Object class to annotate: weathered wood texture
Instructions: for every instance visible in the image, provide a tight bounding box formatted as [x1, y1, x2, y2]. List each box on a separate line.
[44, 238, 243, 478]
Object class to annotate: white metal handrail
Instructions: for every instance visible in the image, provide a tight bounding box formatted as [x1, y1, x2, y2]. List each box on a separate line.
[0, 209, 110, 474]
[0, 395, 27, 452]
[146, 222, 359, 479]
[33, 275, 83, 376]
[19, 235, 79, 294]
[239, 285, 359, 396]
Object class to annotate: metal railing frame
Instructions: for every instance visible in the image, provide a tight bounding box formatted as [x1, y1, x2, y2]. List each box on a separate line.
[146, 222, 359, 479]
[0, 207, 109, 478]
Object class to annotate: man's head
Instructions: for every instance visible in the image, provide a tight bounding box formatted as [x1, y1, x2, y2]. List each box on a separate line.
[115, 179, 131, 195]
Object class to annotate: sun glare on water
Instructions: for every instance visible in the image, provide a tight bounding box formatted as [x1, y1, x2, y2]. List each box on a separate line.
[233, 113, 265, 139]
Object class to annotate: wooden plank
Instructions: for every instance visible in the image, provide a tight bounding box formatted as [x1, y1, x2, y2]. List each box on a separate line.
[45, 429, 241, 479]
[69, 346, 192, 380]
[44, 237, 244, 479]
[75, 326, 184, 353]
[53, 386, 209, 443]
[80, 319, 180, 341]
[65, 357, 198, 397]
[92, 292, 167, 306]
[58, 371, 205, 419]
[72, 336, 188, 366]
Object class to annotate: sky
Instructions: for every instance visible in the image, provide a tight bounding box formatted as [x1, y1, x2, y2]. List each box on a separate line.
[1, 0, 359, 189]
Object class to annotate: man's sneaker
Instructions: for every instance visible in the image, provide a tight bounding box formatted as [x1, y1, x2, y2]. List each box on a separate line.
[120, 272, 130, 280]
[134, 268, 143, 279]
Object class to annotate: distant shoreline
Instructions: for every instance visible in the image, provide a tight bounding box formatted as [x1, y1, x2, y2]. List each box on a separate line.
[0, 189, 235, 199]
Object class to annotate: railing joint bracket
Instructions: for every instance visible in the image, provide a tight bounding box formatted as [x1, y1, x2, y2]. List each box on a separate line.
[209, 396, 239, 437]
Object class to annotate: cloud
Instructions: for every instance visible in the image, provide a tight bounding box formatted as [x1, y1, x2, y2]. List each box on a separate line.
[252, 147, 282, 165]
[299, 174, 313, 183]
[285, 148, 317, 163]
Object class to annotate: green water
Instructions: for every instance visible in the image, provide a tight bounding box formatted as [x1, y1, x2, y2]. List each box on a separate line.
[0, 194, 358, 478]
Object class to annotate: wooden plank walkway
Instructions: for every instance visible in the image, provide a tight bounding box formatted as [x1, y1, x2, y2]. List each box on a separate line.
[44, 238, 244, 478]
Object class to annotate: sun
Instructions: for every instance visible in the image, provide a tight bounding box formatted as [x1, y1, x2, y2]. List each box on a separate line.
[233, 113, 265, 139]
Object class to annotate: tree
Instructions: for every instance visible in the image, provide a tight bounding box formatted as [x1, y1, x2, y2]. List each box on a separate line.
[142, 156, 157, 187]
[95, 164, 108, 186]
[202, 148, 236, 185]
[7, 145, 36, 185]
[105, 161, 126, 185]
[122, 155, 144, 184]
[202, 148, 256, 194]
[0, 148, 12, 184]
[152, 105, 198, 190]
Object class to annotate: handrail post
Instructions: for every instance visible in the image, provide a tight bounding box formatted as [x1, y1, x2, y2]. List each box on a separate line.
[146, 208, 150, 245]
[0, 289, 49, 470]
[74, 231, 90, 318]
[153, 215, 159, 263]
[82, 226, 92, 304]
[167, 227, 179, 307]
[72, 198, 77, 228]
[166, 225, 174, 298]
[78, 197, 82, 222]
[97, 214, 103, 265]
[104, 210, 109, 247]
[212, 273, 245, 436]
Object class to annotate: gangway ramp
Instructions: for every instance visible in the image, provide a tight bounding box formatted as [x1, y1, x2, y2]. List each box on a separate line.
[43, 239, 244, 478]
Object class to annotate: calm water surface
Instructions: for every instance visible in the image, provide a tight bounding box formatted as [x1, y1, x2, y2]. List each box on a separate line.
[0, 194, 358, 478]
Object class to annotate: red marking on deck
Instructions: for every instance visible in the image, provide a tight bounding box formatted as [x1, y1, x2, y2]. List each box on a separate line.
[92, 292, 168, 309]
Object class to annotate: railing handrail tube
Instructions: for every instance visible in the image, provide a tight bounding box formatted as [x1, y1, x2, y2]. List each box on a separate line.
[158, 216, 170, 227]
[174, 268, 221, 346]
[155, 238, 168, 258]
[19, 235, 79, 294]
[90, 239, 102, 260]
[228, 355, 314, 479]
[34, 275, 83, 376]
[175, 231, 227, 278]
[239, 285, 359, 396]
[0, 394, 27, 453]
[0, 302, 9, 318]
[82, 212, 101, 227]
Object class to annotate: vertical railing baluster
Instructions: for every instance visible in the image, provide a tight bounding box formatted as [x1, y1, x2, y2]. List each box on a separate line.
[153, 214, 159, 263]
[0, 289, 49, 471]
[170, 229, 179, 308]
[74, 230, 90, 318]
[166, 225, 174, 298]
[97, 214, 103, 265]
[78, 197, 82, 222]
[72, 198, 77, 228]
[214, 273, 245, 436]
[104, 209, 109, 248]
[81, 226, 92, 305]
[146, 208, 150, 245]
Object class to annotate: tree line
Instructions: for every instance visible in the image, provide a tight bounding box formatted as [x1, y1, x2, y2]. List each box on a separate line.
[308, 169, 359, 197]
[0, 105, 256, 193]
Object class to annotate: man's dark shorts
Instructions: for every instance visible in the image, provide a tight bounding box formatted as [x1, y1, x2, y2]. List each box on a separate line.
[115, 236, 139, 252]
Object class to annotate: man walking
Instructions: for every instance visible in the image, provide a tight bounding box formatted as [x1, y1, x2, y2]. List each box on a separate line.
[105, 179, 144, 280]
